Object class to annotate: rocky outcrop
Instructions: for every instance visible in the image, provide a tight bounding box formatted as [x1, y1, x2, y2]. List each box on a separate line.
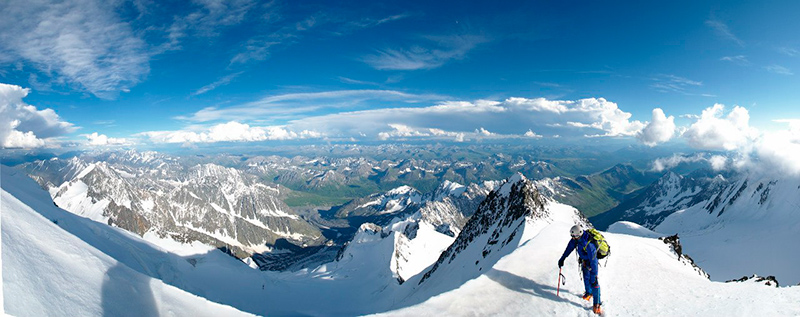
[726, 275, 780, 287]
[660, 234, 710, 279]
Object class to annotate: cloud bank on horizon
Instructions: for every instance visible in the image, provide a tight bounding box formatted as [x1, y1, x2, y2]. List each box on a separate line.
[3, 81, 800, 176]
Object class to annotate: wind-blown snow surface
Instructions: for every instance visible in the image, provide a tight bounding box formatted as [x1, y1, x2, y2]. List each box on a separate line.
[1, 166, 252, 316]
[607, 221, 664, 239]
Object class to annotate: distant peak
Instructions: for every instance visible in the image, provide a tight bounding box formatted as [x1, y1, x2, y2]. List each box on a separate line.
[388, 185, 417, 196]
[438, 180, 465, 193]
[508, 172, 526, 183]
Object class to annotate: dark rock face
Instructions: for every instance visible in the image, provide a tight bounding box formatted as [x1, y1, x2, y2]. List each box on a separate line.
[659, 234, 710, 280]
[403, 221, 419, 240]
[419, 175, 547, 285]
[661, 234, 683, 257]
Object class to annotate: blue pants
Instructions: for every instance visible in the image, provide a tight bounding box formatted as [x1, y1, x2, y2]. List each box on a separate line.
[582, 263, 601, 306]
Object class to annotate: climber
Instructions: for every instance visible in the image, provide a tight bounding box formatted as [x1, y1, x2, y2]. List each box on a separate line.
[558, 225, 602, 314]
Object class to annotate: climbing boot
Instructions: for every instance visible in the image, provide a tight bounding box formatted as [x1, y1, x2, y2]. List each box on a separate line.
[592, 304, 603, 315]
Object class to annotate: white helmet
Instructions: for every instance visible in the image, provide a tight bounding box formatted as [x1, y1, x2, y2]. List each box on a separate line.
[570, 225, 583, 239]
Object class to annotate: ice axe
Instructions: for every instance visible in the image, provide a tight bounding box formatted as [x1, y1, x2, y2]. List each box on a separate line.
[556, 267, 566, 296]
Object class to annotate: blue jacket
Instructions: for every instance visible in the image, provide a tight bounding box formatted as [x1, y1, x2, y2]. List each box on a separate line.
[559, 231, 599, 273]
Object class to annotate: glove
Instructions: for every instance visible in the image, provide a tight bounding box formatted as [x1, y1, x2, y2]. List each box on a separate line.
[558, 258, 564, 268]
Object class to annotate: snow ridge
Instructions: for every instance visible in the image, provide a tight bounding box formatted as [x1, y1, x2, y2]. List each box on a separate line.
[418, 173, 549, 285]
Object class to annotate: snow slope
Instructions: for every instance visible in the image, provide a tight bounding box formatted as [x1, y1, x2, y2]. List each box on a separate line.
[378, 213, 800, 316]
[654, 175, 800, 285]
[1, 165, 252, 316]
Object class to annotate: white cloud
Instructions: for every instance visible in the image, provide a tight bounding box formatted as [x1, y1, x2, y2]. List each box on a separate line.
[751, 122, 800, 175]
[191, 72, 244, 96]
[523, 130, 543, 138]
[177, 0, 254, 37]
[283, 96, 646, 141]
[764, 65, 793, 75]
[778, 47, 799, 57]
[161, 0, 257, 53]
[657, 108, 800, 176]
[228, 10, 408, 66]
[338, 76, 381, 86]
[362, 34, 489, 70]
[377, 124, 468, 142]
[0, 83, 76, 149]
[177, 90, 448, 122]
[377, 124, 431, 140]
[651, 153, 707, 172]
[229, 12, 324, 65]
[476, 127, 494, 136]
[720, 55, 749, 65]
[650, 153, 736, 173]
[682, 104, 757, 151]
[650, 74, 704, 95]
[138, 121, 323, 144]
[637, 108, 676, 146]
[706, 20, 744, 46]
[708, 155, 728, 171]
[344, 13, 410, 31]
[4, 123, 45, 148]
[0, 0, 150, 98]
[84, 132, 129, 146]
[773, 119, 800, 130]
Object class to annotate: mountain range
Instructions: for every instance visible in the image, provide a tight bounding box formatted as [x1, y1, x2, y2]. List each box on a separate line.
[5, 164, 798, 316]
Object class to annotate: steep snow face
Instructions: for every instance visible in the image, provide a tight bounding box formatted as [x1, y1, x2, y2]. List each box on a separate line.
[379, 210, 800, 316]
[391, 220, 456, 281]
[329, 219, 456, 284]
[655, 174, 800, 285]
[1, 165, 252, 317]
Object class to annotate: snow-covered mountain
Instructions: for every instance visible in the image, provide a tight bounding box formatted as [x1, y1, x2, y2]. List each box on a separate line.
[408, 173, 586, 294]
[1, 165, 253, 316]
[529, 164, 661, 217]
[591, 169, 732, 230]
[334, 179, 500, 236]
[23, 153, 324, 256]
[329, 218, 455, 284]
[591, 169, 800, 285]
[4, 165, 800, 316]
[335, 185, 425, 218]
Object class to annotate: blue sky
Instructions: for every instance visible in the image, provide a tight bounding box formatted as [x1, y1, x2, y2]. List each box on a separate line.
[1, 1, 799, 154]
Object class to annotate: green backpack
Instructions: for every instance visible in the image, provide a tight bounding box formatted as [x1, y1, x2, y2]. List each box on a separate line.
[585, 228, 610, 259]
